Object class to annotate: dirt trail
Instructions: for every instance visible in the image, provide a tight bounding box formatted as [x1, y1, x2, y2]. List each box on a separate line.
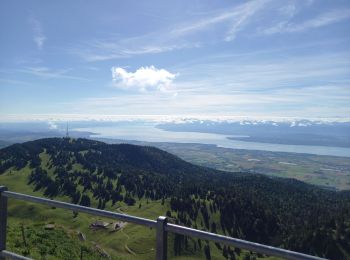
[116, 207, 137, 256]
[120, 227, 136, 256]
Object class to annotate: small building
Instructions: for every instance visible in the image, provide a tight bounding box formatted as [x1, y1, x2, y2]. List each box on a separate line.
[90, 221, 110, 229]
[44, 224, 55, 230]
[113, 222, 123, 230]
[113, 221, 127, 230]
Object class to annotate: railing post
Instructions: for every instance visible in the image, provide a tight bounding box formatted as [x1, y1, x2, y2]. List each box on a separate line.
[0, 186, 8, 259]
[156, 216, 167, 260]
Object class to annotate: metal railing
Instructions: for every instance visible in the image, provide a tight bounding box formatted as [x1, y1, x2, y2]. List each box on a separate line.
[0, 186, 326, 260]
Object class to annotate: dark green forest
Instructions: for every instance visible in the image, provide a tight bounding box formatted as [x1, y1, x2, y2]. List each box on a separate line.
[1, 138, 350, 259]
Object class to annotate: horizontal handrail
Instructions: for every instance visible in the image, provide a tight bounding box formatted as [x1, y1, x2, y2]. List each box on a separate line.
[166, 223, 324, 260]
[3, 191, 156, 228]
[0, 189, 327, 260]
[0, 250, 32, 260]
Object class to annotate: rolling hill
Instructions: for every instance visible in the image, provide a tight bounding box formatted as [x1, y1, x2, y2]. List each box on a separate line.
[0, 138, 349, 259]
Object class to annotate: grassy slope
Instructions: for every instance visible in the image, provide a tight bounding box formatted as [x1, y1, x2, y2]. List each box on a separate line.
[1, 165, 158, 260]
[0, 150, 280, 260]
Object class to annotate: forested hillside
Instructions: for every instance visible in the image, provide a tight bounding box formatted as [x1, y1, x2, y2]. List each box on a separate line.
[1, 138, 349, 259]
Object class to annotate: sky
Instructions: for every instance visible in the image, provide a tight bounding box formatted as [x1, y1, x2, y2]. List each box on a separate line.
[0, 0, 350, 122]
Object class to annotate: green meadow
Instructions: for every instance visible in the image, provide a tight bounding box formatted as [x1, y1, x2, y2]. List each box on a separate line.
[1, 164, 278, 260]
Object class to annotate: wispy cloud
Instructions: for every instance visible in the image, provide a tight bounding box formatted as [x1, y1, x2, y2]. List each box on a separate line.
[19, 67, 88, 81]
[1, 113, 349, 123]
[173, 52, 350, 95]
[74, 0, 350, 62]
[261, 9, 350, 35]
[29, 17, 46, 50]
[70, 0, 270, 61]
[0, 78, 30, 85]
[60, 50, 350, 118]
[111, 66, 176, 92]
[171, 0, 269, 41]
[74, 40, 198, 62]
[64, 82, 349, 118]
[278, 3, 297, 18]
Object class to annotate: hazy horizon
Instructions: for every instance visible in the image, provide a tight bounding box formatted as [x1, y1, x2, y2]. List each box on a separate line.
[1, 114, 350, 123]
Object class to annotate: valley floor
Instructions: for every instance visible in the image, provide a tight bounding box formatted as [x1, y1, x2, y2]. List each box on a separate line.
[97, 138, 350, 191]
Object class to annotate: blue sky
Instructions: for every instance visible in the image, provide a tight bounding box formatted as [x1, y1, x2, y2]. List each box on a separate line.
[0, 0, 349, 121]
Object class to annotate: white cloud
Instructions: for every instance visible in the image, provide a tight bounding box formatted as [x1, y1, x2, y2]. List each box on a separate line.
[48, 121, 58, 129]
[29, 17, 46, 50]
[111, 66, 176, 92]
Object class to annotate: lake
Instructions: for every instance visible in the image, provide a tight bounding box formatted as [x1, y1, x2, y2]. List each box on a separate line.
[73, 122, 350, 157]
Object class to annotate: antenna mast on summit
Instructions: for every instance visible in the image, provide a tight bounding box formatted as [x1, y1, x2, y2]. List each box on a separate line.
[66, 122, 69, 138]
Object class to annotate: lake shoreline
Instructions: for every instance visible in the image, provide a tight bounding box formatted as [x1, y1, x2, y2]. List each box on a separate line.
[76, 123, 350, 157]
